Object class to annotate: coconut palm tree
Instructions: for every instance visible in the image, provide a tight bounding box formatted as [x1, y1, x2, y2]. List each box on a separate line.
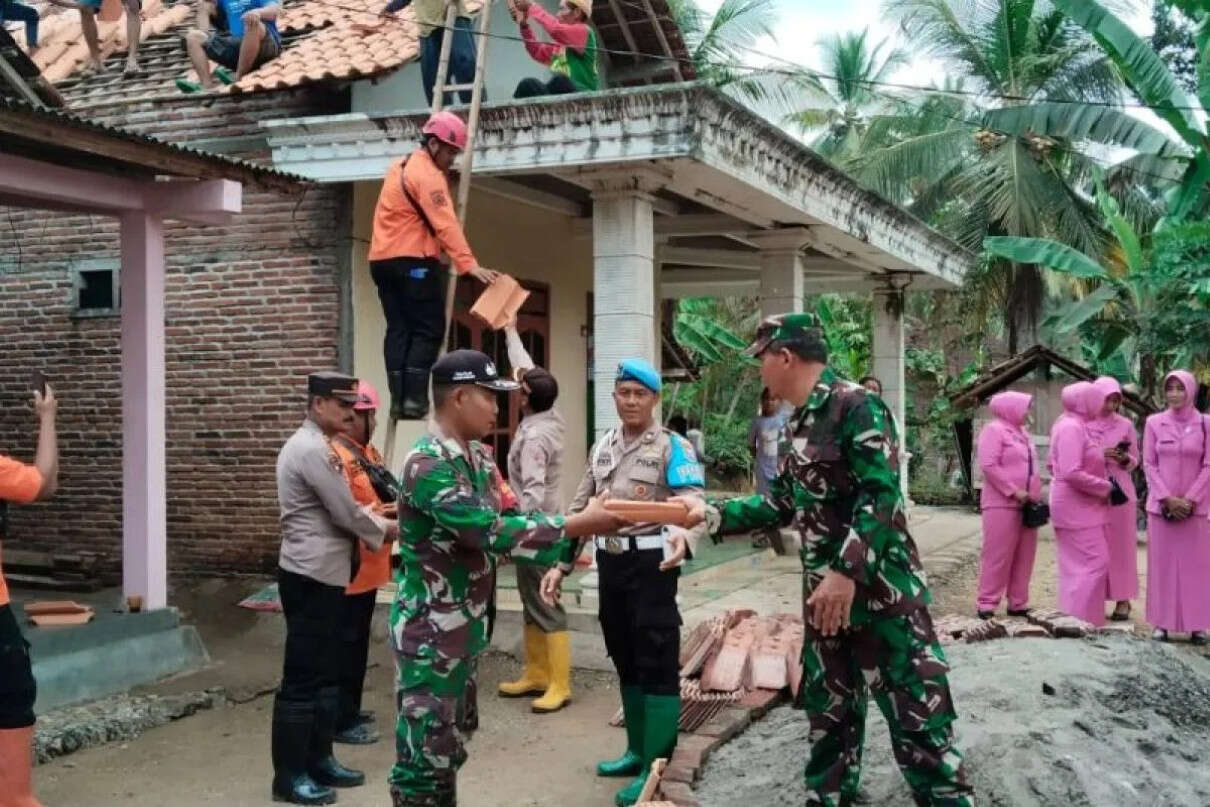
[665, 0, 812, 113]
[787, 29, 908, 163]
[849, 0, 1127, 350]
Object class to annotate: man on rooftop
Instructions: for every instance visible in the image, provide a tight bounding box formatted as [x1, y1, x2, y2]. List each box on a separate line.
[176, 0, 281, 93]
[508, 0, 599, 98]
[77, 0, 141, 75]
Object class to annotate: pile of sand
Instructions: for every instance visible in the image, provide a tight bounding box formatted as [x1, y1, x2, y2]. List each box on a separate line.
[698, 635, 1210, 806]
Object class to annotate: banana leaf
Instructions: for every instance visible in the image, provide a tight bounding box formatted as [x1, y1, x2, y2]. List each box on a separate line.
[1092, 170, 1144, 276]
[983, 236, 1108, 279]
[1050, 285, 1120, 335]
[1053, 0, 1205, 150]
[980, 104, 1187, 159]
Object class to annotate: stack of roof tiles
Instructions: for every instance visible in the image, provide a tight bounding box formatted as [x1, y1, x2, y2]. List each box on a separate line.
[932, 608, 1118, 645]
[612, 609, 806, 733]
[12, 0, 480, 100]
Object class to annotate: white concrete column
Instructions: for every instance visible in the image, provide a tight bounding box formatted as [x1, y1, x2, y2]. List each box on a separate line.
[751, 229, 810, 318]
[872, 285, 909, 498]
[120, 212, 168, 611]
[589, 174, 661, 440]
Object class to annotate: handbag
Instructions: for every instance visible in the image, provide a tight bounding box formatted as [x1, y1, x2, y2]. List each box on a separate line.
[1021, 438, 1050, 528]
[1108, 477, 1129, 506]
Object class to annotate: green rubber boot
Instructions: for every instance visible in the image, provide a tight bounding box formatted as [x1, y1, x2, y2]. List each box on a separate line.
[596, 686, 644, 778]
[614, 694, 680, 807]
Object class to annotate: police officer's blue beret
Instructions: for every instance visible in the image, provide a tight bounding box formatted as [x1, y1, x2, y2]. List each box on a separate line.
[616, 358, 661, 393]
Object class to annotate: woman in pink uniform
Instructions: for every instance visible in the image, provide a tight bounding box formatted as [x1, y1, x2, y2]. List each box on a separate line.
[1142, 370, 1210, 645]
[1049, 381, 1112, 626]
[975, 391, 1041, 618]
[1089, 376, 1139, 621]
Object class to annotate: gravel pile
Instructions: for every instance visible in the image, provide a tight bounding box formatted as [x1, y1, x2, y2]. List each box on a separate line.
[35, 689, 227, 764]
[699, 636, 1210, 806]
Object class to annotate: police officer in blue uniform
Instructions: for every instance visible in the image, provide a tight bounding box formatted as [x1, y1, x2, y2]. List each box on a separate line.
[541, 358, 708, 807]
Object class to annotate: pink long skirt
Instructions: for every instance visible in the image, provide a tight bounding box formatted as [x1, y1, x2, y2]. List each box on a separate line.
[1054, 524, 1109, 627]
[977, 507, 1038, 612]
[1105, 503, 1140, 601]
[1146, 514, 1210, 632]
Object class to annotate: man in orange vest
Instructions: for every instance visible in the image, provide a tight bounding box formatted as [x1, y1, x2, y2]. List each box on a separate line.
[369, 111, 498, 421]
[0, 382, 59, 807]
[330, 380, 397, 746]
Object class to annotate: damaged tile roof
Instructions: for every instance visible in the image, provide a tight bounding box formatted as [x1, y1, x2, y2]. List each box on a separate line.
[7, 0, 690, 110]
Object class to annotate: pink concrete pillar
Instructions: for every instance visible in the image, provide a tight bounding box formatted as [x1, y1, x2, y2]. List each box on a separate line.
[120, 212, 167, 610]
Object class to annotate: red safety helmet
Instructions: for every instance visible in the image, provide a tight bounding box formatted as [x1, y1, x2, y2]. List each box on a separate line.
[421, 111, 468, 151]
[353, 380, 381, 412]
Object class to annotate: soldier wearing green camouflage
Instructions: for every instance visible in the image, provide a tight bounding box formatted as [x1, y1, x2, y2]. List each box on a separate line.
[387, 349, 626, 807]
[698, 313, 974, 807]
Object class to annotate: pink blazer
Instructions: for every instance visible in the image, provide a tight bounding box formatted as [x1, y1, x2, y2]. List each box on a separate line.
[978, 392, 1041, 509]
[1091, 412, 1139, 502]
[1049, 383, 1111, 529]
[1143, 413, 1210, 515]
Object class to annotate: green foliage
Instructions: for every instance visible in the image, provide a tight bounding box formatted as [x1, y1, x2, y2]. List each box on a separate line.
[702, 411, 754, 482]
[983, 236, 1110, 280]
[1137, 221, 1210, 376]
[814, 295, 871, 379]
[673, 298, 749, 365]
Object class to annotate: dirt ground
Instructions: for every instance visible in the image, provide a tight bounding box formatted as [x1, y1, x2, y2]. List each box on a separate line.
[699, 533, 1210, 807]
[31, 531, 1203, 806]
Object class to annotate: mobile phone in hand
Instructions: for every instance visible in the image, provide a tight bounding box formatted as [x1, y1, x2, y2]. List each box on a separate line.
[31, 370, 47, 396]
[1116, 440, 1130, 453]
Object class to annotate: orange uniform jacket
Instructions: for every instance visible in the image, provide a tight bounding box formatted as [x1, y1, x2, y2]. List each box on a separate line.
[0, 455, 43, 607]
[368, 147, 478, 274]
[333, 438, 394, 595]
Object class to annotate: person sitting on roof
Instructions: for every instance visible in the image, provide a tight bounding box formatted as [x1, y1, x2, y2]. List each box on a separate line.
[176, 0, 281, 93]
[77, 0, 141, 75]
[508, 0, 598, 98]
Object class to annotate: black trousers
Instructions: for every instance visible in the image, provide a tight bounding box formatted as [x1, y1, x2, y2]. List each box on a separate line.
[597, 548, 681, 696]
[514, 74, 577, 99]
[369, 257, 447, 374]
[0, 604, 36, 728]
[277, 568, 345, 704]
[336, 590, 377, 730]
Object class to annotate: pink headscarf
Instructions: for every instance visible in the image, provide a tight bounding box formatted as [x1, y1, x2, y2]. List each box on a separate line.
[1164, 370, 1199, 422]
[1088, 376, 1124, 439]
[988, 390, 1031, 429]
[1075, 381, 1110, 422]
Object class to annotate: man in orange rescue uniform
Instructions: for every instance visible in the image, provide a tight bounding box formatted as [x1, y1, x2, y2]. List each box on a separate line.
[332, 380, 398, 746]
[369, 110, 498, 421]
[0, 382, 59, 807]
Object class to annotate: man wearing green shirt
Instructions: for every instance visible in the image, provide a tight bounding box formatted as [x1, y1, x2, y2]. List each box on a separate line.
[509, 0, 599, 97]
[680, 314, 974, 807]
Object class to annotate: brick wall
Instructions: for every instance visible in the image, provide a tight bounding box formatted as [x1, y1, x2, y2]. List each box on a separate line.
[0, 88, 353, 577]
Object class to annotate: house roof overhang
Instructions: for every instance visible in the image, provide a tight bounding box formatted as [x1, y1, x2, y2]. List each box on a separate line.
[262, 84, 973, 290]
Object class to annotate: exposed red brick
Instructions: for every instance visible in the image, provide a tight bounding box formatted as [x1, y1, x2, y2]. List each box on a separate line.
[738, 688, 785, 719]
[695, 707, 751, 743]
[0, 89, 350, 578]
[657, 781, 700, 807]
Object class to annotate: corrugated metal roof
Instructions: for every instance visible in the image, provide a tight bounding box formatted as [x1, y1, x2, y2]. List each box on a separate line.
[0, 95, 307, 192]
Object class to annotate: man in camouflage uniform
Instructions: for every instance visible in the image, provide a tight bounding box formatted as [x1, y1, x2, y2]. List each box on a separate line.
[542, 357, 708, 807]
[691, 314, 974, 807]
[388, 349, 627, 807]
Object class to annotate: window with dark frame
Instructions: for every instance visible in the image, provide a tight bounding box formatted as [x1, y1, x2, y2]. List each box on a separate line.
[70, 261, 119, 316]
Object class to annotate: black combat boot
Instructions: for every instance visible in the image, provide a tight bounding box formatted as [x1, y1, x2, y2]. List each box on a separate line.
[388, 371, 406, 420]
[401, 368, 431, 419]
[271, 698, 335, 805]
[307, 686, 366, 788]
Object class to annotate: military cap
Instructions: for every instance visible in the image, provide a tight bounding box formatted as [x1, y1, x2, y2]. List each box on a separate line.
[431, 349, 519, 391]
[743, 312, 829, 362]
[616, 358, 661, 393]
[308, 371, 361, 402]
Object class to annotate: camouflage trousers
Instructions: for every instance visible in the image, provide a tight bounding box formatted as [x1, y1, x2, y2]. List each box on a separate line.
[800, 608, 974, 807]
[389, 650, 472, 801]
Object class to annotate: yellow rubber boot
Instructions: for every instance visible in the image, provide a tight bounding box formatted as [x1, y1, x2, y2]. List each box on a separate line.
[531, 631, 572, 713]
[498, 623, 549, 697]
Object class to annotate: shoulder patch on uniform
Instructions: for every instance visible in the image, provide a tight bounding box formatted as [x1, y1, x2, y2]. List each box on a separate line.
[430, 190, 448, 207]
[666, 432, 705, 488]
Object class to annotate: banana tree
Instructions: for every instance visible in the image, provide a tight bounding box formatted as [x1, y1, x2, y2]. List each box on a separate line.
[984, 172, 1152, 383]
[983, 0, 1210, 220]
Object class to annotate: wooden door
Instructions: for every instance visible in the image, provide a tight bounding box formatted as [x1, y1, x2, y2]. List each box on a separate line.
[447, 278, 550, 476]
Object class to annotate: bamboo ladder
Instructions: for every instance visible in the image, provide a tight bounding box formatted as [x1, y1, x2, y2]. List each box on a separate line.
[382, 0, 495, 467]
